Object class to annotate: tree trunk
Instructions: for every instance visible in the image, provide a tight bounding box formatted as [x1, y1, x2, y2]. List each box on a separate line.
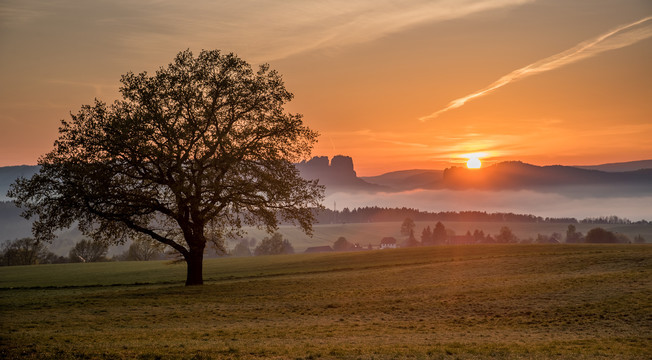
[185, 249, 204, 286]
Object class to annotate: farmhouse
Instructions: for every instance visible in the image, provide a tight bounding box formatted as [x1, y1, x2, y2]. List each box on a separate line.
[380, 237, 397, 249]
[304, 246, 333, 253]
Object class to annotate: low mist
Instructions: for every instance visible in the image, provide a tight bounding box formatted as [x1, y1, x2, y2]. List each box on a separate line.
[326, 187, 652, 222]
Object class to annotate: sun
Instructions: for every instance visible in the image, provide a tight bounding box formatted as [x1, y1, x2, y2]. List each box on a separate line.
[466, 157, 482, 169]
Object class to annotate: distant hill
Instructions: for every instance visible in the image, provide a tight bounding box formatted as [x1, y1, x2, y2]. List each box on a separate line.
[358, 160, 652, 194]
[2, 159, 651, 196]
[576, 160, 652, 172]
[361, 169, 443, 191]
[0, 165, 39, 201]
[440, 161, 652, 194]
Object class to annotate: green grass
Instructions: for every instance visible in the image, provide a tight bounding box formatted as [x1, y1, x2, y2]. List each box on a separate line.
[1, 244, 651, 359]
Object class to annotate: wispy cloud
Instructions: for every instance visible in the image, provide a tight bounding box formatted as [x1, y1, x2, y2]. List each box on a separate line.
[1, 0, 532, 63]
[419, 15, 652, 121]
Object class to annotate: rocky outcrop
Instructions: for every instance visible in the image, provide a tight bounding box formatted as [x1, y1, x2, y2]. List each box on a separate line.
[296, 155, 384, 193]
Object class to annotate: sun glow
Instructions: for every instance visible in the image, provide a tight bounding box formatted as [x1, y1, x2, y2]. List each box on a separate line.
[466, 157, 482, 169]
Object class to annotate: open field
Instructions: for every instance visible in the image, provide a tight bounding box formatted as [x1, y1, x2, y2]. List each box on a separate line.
[1, 244, 651, 359]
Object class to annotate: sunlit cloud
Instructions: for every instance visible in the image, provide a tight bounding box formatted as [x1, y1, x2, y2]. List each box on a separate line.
[420, 15, 652, 121]
[0, 0, 533, 63]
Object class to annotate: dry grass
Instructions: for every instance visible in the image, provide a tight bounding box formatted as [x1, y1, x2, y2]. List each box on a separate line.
[1, 244, 651, 359]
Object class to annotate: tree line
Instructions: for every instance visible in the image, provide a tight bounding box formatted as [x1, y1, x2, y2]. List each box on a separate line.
[1, 231, 299, 266]
[312, 206, 646, 225]
[0, 238, 164, 266]
[394, 218, 645, 247]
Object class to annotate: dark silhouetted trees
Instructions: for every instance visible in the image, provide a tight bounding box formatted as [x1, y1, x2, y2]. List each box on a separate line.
[421, 226, 432, 244]
[333, 236, 352, 251]
[432, 222, 447, 244]
[254, 233, 294, 255]
[565, 224, 584, 243]
[231, 238, 253, 257]
[8, 49, 323, 285]
[0, 238, 49, 266]
[400, 217, 416, 236]
[125, 238, 162, 261]
[495, 226, 518, 243]
[584, 228, 618, 243]
[69, 239, 108, 262]
[404, 229, 420, 247]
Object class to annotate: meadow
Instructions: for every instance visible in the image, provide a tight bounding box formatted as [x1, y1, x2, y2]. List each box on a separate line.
[1, 244, 651, 359]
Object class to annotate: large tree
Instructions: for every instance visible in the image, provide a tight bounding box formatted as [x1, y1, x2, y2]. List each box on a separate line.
[8, 50, 324, 285]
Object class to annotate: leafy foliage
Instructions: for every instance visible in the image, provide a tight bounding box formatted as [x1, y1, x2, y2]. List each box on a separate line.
[254, 233, 294, 255]
[400, 217, 415, 236]
[332, 236, 351, 251]
[69, 239, 108, 262]
[495, 226, 518, 243]
[585, 227, 618, 243]
[124, 238, 162, 261]
[8, 49, 323, 284]
[0, 238, 49, 266]
[231, 238, 253, 257]
[432, 221, 447, 244]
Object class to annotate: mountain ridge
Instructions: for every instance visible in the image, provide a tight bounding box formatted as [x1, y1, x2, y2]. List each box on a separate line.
[1, 159, 650, 198]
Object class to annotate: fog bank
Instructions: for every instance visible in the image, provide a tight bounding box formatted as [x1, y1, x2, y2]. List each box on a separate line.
[326, 188, 652, 221]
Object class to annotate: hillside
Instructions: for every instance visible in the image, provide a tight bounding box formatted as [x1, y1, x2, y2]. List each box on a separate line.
[360, 169, 443, 190]
[360, 159, 652, 193]
[577, 159, 652, 172]
[3, 159, 651, 196]
[440, 161, 652, 192]
[0, 165, 39, 201]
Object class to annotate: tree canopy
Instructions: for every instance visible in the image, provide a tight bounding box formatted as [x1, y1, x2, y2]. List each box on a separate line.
[8, 49, 324, 285]
[253, 233, 294, 255]
[400, 217, 415, 236]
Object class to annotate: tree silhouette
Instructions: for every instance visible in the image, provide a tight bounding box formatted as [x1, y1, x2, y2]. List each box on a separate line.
[69, 239, 108, 263]
[401, 217, 416, 236]
[585, 227, 617, 243]
[565, 224, 583, 243]
[432, 221, 447, 244]
[333, 236, 351, 251]
[8, 49, 323, 285]
[126, 238, 162, 261]
[0, 238, 48, 266]
[495, 226, 517, 243]
[421, 226, 432, 245]
[254, 233, 294, 255]
[231, 238, 253, 257]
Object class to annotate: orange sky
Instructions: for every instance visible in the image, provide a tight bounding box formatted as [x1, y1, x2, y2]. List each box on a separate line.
[1, 0, 651, 176]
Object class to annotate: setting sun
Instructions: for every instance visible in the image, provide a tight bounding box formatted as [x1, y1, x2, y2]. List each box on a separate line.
[467, 157, 482, 169]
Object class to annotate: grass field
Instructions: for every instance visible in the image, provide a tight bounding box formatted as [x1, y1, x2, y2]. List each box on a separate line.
[1, 244, 651, 359]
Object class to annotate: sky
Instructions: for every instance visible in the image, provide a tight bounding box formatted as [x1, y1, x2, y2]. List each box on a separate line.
[1, 0, 651, 176]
